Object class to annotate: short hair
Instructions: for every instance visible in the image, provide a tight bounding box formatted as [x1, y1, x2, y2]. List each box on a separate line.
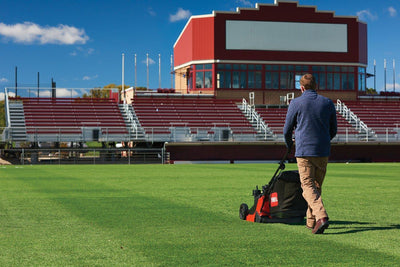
[300, 74, 316, 90]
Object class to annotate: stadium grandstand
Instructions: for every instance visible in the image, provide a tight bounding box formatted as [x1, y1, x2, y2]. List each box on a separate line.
[2, 1, 400, 164]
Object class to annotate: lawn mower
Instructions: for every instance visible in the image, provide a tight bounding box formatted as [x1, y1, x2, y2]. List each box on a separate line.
[239, 151, 307, 224]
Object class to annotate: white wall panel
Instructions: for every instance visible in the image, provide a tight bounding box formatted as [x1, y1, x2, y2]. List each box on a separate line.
[226, 20, 348, 52]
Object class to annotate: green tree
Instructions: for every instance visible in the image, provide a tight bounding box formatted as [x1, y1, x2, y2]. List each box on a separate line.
[366, 87, 378, 95]
[82, 84, 131, 99]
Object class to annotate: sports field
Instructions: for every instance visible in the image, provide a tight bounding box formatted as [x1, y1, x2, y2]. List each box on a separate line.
[0, 163, 399, 266]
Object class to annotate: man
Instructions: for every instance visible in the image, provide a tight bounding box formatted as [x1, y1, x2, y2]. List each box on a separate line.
[283, 74, 337, 234]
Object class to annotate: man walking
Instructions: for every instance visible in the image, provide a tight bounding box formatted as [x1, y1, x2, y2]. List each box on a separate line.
[283, 74, 337, 234]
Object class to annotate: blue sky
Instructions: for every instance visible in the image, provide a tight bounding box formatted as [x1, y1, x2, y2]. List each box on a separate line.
[1, 0, 399, 98]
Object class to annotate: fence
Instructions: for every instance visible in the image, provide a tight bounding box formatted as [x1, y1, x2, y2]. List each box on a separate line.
[1, 148, 168, 165]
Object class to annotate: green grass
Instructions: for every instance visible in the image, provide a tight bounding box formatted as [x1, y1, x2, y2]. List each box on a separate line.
[0, 163, 399, 266]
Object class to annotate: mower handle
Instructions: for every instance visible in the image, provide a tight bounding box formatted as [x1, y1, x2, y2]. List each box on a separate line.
[271, 148, 290, 179]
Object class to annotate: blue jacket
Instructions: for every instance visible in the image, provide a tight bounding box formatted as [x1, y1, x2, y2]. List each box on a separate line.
[283, 90, 337, 157]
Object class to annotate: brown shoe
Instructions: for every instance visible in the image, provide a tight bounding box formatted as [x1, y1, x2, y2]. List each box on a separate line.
[312, 217, 329, 234]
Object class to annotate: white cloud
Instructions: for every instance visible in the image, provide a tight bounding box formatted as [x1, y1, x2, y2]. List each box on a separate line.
[383, 83, 400, 91]
[0, 77, 8, 83]
[0, 22, 89, 45]
[38, 90, 52, 97]
[56, 88, 79, 97]
[70, 47, 95, 57]
[169, 8, 191, 22]
[388, 6, 397, 17]
[236, 0, 253, 7]
[148, 7, 156, 17]
[0, 91, 15, 101]
[83, 74, 98, 81]
[356, 10, 378, 21]
[142, 58, 156, 65]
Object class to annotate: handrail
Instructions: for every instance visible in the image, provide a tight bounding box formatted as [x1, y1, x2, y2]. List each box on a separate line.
[336, 99, 374, 141]
[241, 98, 273, 139]
[4, 89, 11, 127]
[123, 103, 138, 133]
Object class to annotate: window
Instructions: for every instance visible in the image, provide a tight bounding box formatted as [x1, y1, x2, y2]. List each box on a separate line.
[194, 64, 212, 89]
[312, 65, 355, 90]
[358, 67, 366, 91]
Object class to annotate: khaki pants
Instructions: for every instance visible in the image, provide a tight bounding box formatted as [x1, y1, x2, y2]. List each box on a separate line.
[296, 157, 329, 227]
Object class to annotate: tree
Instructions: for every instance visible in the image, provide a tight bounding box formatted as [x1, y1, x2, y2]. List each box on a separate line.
[365, 87, 378, 95]
[82, 84, 131, 99]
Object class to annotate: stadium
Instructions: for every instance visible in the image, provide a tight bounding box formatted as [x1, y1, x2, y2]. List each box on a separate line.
[1, 1, 400, 266]
[1, 1, 399, 164]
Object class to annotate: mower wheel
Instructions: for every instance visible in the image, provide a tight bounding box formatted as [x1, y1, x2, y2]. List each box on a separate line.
[239, 203, 249, 220]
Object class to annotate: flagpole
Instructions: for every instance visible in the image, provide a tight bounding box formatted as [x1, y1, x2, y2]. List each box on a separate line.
[122, 53, 125, 104]
[159, 54, 161, 89]
[134, 53, 137, 95]
[384, 59, 387, 92]
[146, 53, 149, 90]
[373, 59, 376, 92]
[171, 54, 173, 90]
[393, 59, 396, 92]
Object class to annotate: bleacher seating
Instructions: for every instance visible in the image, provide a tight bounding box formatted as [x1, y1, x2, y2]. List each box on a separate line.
[132, 97, 256, 137]
[255, 107, 287, 135]
[343, 100, 400, 134]
[20, 97, 128, 137]
[256, 107, 358, 135]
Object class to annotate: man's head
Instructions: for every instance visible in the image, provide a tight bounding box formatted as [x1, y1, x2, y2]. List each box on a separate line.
[300, 74, 316, 92]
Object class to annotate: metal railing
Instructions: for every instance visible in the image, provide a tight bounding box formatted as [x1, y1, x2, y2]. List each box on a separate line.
[123, 103, 140, 139]
[1, 126, 399, 143]
[1, 147, 168, 165]
[336, 99, 374, 141]
[241, 98, 274, 139]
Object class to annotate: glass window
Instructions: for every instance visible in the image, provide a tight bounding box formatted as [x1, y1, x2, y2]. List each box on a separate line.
[197, 64, 204, 70]
[204, 71, 212, 88]
[217, 72, 224, 88]
[232, 71, 240, 88]
[248, 72, 255, 88]
[204, 64, 212, 70]
[240, 72, 247, 88]
[319, 73, 326, 90]
[272, 73, 279, 89]
[255, 71, 262, 88]
[334, 73, 341, 90]
[265, 72, 272, 88]
[358, 67, 366, 91]
[280, 72, 289, 89]
[348, 73, 355, 90]
[225, 71, 232, 88]
[327, 73, 333, 89]
[196, 72, 204, 88]
[295, 74, 302, 89]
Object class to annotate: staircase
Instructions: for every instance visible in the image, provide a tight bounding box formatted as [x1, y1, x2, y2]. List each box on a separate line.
[7, 100, 27, 141]
[118, 104, 145, 140]
[336, 99, 376, 141]
[238, 99, 276, 141]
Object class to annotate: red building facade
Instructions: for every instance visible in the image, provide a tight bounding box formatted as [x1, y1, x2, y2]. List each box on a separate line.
[173, 1, 367, 104]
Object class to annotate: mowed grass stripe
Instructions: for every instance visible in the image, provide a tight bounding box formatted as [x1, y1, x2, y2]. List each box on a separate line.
[0, 164, 400, 266]
[0, 166, 153, 266]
